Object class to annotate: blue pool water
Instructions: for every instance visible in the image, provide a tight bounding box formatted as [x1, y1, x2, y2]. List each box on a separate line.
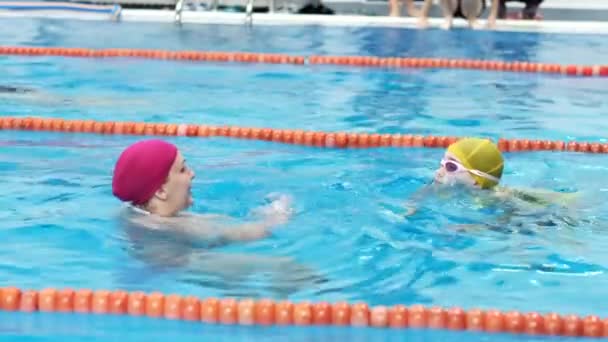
[1, 17, 608, 341]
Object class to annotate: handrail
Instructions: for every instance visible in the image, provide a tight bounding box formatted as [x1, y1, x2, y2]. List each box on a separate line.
[174, 0, 185, 23]
[245, 0, 254, 25]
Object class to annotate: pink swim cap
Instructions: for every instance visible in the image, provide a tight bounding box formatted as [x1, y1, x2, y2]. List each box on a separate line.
[112, 139, 178, 205]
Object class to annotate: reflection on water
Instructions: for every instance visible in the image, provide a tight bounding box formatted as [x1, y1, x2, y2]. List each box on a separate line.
[119, 214, 329, 299]
[0, 17, 607, 334]
[0, 84, 147, 109]
[1, 91, 608, 315]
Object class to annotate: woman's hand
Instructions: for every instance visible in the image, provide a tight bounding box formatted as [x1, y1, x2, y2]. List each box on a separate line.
[253, 193, 295, 226]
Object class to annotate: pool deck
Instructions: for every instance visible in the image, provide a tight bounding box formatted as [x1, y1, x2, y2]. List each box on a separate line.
[58, 0, 608, 21]
[0, 0, 608, 35]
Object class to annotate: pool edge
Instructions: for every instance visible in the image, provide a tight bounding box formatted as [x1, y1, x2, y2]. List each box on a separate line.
[1, 9, 608, 35]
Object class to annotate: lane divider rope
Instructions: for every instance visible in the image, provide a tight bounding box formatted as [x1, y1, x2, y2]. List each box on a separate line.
[0, 286, 605, 338]
[0, 116, 606, 154]
[0, 46, 607, 77]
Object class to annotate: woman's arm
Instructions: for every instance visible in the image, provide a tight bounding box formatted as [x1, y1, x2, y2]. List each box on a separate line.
[156, 194, 294, 244]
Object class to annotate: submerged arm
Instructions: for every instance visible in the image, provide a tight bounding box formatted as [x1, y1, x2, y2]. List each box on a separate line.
[404, 184, 434, 217]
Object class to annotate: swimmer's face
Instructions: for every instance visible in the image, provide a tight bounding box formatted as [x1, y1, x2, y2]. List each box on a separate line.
[157, 151, 195, 212]
[434, 152, 479, 188]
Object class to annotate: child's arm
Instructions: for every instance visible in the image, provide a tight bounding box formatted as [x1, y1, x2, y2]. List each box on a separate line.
[404, 184, 434, 217]
[487, 0, 500, 28]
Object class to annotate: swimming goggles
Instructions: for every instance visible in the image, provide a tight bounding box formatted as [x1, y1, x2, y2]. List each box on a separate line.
[441, 158, 500, 183]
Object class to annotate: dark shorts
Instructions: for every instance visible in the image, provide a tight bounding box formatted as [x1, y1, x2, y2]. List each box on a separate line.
[499, 0, 544, 19]
[453, 0, 486, 19]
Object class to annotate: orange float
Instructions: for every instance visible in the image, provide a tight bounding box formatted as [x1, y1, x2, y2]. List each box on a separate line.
[0, 286, 604, 338]
[0, 46, 603, 77]
[0, 116, 606, 155]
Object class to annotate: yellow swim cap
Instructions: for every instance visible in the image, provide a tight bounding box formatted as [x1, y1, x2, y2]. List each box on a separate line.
[446, 137, 504, 189]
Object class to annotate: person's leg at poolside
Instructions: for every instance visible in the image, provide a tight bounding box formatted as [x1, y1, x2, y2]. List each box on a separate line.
[486, 0, 500, 28]
[416, 0, 434, 28]
[404, 0, 421, 16]
[389, 0, 401, 16]
[439, 0, 458, 30]
[390, 0, 421, 18]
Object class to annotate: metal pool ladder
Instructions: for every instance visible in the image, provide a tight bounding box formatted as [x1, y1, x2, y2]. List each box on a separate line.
[174, 0, 255, 26]
[174, 0, 185, 23]
[244, 0, 254, 25]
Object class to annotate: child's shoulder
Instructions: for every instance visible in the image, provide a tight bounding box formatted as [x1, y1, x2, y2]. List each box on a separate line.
[492, 186, 579, 207]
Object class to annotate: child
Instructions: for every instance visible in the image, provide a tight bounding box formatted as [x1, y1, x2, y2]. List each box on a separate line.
[404, 137, 579, 231]
[433, 136, 503, 189]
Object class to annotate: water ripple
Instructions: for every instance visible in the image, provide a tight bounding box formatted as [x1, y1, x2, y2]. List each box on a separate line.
[0, 19, 607, 319]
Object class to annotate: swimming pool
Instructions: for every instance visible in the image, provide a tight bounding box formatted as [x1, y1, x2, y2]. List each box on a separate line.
[1, 16, 608, 340]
